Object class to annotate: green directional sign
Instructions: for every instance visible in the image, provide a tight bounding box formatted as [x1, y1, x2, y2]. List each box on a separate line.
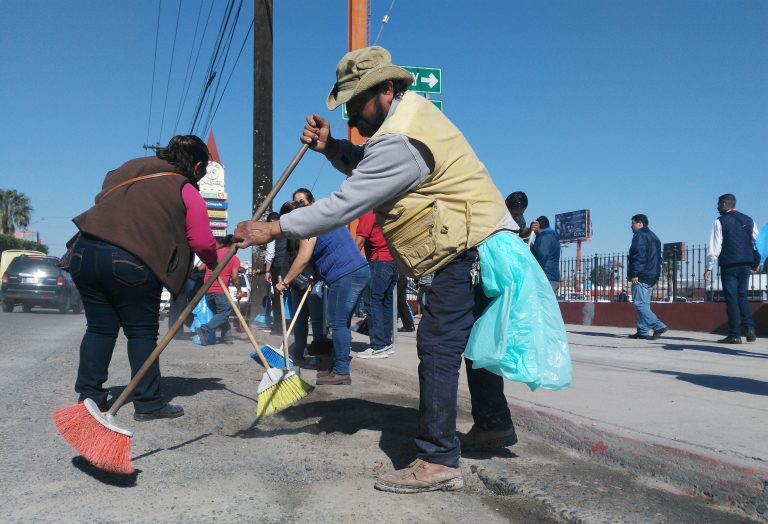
[402, 66, 442, 94]
[430, 100, 443, 112]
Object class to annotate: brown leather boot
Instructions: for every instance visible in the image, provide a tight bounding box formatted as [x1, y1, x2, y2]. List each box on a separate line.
[374, 459, 464, 493]
[458, 424, 518, 452]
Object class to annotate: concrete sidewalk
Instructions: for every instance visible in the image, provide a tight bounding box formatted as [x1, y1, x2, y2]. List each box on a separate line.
[348, 323, 768, 517]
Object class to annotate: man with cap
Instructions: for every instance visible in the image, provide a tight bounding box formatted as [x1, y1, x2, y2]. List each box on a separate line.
[235, 46, 519, 493]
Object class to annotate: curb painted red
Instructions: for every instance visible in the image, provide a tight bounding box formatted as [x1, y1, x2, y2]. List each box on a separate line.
[559, 302, 768, 336]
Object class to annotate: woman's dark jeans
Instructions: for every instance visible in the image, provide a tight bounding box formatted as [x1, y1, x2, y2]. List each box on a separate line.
[326, 265, 370, 375]
[69, 234, 166, 413]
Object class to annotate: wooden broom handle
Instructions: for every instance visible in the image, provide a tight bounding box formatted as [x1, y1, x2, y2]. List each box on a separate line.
[108, 144, 309, 416]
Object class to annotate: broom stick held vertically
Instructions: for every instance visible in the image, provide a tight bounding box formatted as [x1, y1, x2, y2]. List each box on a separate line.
[108, 143, 310, 417]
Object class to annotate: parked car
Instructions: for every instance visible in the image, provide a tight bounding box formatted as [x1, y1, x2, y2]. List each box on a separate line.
[1, 255, 82, 313]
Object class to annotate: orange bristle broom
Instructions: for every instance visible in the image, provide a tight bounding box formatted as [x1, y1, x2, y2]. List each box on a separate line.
[53, 144, 309, 474]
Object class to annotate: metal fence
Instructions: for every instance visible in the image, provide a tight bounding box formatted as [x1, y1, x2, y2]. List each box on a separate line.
[558, 244, 768, 303]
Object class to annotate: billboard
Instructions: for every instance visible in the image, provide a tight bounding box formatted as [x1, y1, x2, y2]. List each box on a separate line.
[555, 209, 591, 243]
[663, 242, 686, 261]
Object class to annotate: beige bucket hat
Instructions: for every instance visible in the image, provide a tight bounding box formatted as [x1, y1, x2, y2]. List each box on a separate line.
[326, 46, 413, 110]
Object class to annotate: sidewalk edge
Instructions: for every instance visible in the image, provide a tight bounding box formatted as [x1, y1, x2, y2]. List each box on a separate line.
[354, 360, 768, 518]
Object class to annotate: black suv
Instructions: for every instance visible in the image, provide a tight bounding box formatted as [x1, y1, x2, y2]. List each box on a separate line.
[1, 255, 82, 313]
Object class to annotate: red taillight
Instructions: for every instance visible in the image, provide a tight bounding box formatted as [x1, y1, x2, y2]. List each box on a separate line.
[241, 291, 248, 299]
[57, 276, 65, 287]
[1, 273, 7, 284]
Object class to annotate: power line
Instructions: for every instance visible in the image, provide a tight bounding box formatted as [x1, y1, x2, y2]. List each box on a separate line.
[201, 0, 246, 134]
[145, 0, 162, 150]
[158, 0, 183, 143]
[373, 0, 397, 46]
[172, 0, 206, 135]
[189, 0, 236, 134]
[203, 16, 253, 134]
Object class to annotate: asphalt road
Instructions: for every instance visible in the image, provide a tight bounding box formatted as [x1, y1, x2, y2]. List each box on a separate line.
[0, 310, 759, 523]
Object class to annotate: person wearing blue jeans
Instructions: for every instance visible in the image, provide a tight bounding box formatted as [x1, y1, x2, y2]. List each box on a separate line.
[67, 135, 219, 421]
[324, 265, 371, 376]
[628, 214, 667, 340]
[367, 259, 398, 350]
[198, 235, 242, 346]
[72, 235, 168, 414]
[704, 194, 759, 343]
[275, 201, 369, 384]
[416, 248, 513, 466]
[355, 210, 399, 358]
[631, 282, 665, 336]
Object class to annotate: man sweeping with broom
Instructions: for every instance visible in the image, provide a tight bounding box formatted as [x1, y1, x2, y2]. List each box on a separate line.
[235, 46, 521, 493]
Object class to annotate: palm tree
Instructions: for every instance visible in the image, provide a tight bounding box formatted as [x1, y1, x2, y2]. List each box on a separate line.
[0, 189, 33, 235]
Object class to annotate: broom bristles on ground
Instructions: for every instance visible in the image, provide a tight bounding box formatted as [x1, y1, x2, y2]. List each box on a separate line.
[53, 403, 134, 475]
[256, 374, 313, 418]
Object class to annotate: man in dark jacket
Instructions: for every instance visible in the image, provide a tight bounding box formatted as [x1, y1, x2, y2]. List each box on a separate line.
[531, 215, 560, 293]
[704, 194, 759, 343]
[627, 214, 667, 340]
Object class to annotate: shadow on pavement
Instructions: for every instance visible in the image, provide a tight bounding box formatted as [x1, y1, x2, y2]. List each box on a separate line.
[651, 370, 768, 396]
[107, 376, 227, 406]
[71, 456, 139, 487]
[234, 396, 419, 468]
[660, 343, 768, 359]
[568, 330, 625, 338]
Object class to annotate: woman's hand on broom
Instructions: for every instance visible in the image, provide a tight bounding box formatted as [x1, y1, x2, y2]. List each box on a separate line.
[235, 219, 282, 249]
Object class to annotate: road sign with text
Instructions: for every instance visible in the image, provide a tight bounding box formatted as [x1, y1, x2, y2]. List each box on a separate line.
[403, 66, 442, 94]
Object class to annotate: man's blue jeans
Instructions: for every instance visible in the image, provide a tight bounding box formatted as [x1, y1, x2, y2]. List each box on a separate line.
[417, 248, 512, 468]
[69, 234, 166, 413]
[721, 264, 755, 337]
[326, 265, 370, 375]
[201, 293, 232, 341]
[631, 282, 666, 335]
[368, 259, 398, 349]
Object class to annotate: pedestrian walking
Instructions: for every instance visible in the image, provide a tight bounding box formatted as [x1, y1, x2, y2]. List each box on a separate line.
[627, 214, 667, 340]
[67, 135, 218, 420]
[235, 46, 519, 493]
[704, 193, 759, 343]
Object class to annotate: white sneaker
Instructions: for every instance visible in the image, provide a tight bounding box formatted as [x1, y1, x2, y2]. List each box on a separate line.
[384, 344, 395, 356]
[356, 346, 391, 359]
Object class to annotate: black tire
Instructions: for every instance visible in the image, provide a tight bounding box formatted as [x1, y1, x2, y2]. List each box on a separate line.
[22, 303, 33, 313]
[2, 300, 13, 313]
[58, 295, 70, 314]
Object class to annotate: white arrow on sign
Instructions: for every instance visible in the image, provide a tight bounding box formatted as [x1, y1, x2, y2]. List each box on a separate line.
[420, 73, 438, 89]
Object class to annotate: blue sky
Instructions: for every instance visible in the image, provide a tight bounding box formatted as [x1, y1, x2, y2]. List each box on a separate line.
[1, 0, 766, 262]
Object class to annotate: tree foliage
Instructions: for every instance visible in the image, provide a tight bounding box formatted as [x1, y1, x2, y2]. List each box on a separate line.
[0, 234, 48, 254]
[0, 189, 33, 234]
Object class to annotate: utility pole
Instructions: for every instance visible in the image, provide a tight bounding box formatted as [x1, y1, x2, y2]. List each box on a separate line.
[250, 0, 273, 321]
[347, 0, 368, 146]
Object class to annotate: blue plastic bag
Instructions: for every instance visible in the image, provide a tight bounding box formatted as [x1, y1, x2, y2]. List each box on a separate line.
[189, 296, 214, 345]
[756, 223, 768, 267]
[464, 232, 572, 391]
